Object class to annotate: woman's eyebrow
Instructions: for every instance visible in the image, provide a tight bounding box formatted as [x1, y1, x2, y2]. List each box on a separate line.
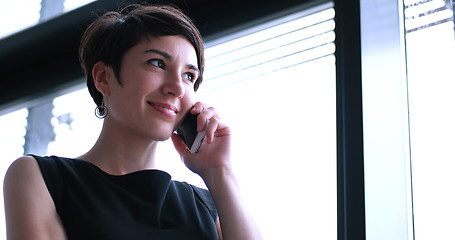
[144, 49, 172, 59]
[187, 64, 200, 76]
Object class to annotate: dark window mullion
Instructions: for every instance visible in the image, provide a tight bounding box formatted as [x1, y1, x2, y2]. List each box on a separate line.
[334, 0, 366, 239]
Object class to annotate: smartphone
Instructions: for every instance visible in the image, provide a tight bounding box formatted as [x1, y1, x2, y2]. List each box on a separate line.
[176, 111, 207, 153]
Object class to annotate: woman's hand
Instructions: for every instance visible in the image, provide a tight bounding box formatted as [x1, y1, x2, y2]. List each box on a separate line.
[171, 102, 232, 179]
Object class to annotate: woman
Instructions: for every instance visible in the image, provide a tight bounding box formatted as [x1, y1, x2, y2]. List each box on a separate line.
[4, 4, 262, 240]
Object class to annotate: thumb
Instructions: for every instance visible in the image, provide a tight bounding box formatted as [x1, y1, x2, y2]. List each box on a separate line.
[171, 133, 188, 156]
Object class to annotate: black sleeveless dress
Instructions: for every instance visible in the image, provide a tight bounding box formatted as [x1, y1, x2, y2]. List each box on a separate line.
[32, 155, 219, 240]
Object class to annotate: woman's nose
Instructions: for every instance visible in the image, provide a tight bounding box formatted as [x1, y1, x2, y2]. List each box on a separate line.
[162, 71, 185, 99]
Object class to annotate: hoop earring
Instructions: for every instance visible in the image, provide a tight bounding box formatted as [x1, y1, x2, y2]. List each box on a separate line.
[95, 100, 108, 119]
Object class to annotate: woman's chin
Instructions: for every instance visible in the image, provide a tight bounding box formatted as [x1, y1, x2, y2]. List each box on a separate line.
[153, 131, 174, 142]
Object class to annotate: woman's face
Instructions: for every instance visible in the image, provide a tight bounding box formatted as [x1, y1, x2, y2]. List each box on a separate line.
[104, 34, 199, 141]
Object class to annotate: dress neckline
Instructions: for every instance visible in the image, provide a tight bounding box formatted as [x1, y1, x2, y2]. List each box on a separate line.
[59, 156, 172, 179]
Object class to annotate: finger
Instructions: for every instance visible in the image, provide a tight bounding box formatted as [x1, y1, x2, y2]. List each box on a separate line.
[197, 107, 219, 131]
[205, 117, 220, 143]
[189, 102, 211, 131]
[190, 102, 208, 114]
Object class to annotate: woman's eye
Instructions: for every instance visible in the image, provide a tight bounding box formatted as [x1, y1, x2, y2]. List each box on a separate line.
[148, 59, 164, 68]
[183, 73, 195, 82]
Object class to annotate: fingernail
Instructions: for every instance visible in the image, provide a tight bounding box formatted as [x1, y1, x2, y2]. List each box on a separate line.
[192, 105, 201, 112]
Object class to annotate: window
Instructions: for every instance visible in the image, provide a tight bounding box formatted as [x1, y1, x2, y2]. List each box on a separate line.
[0, 1, 336, 238]
[0, 0, 95, 39]
[404, 0, 455, 239]
[185, 4, 337, 238]
[361, 0, 414, 238]
[64, 0, 95, 12]
[50, 3, 337, 238]
[362, 0, 455, 239]
[198, 61, 337, 237]
[0, 0, 41, 38]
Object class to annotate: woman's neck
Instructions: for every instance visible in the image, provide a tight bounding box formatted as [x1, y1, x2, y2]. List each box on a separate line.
[79, 121, 160, 175]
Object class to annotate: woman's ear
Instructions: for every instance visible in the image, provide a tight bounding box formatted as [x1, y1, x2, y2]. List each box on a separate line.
[92, 61, 112, 96]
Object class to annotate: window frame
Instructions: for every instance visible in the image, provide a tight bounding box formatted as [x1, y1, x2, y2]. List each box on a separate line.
[334, 0, 366, 239]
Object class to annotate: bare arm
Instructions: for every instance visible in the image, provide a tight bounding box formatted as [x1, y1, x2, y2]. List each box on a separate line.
[171, 102, 262, 240]
[203, 167, 262, 240]
[3, 156, 66, 240]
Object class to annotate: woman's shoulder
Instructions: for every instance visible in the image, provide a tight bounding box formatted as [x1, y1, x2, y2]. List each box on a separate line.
[5, 155, 41, 179]
[171, 181, 212, 198]
[8, 155, 71, 168]
[3, 155, 50, 208]
[171, 181, 218, 220]
[4, 155, 52, 192]
[24, 155, 88, 173]
[4, 155, 73, 192]
[4, 155, 67, 239]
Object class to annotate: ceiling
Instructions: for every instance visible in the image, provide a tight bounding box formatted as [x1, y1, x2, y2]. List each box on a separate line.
[0, 0, 315, 114]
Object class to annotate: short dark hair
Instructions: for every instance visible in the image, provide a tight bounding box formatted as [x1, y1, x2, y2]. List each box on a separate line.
[79, 4, 205, 107]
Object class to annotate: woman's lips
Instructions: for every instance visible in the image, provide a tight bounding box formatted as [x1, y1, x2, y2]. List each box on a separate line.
[147, 101, 178, 117]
